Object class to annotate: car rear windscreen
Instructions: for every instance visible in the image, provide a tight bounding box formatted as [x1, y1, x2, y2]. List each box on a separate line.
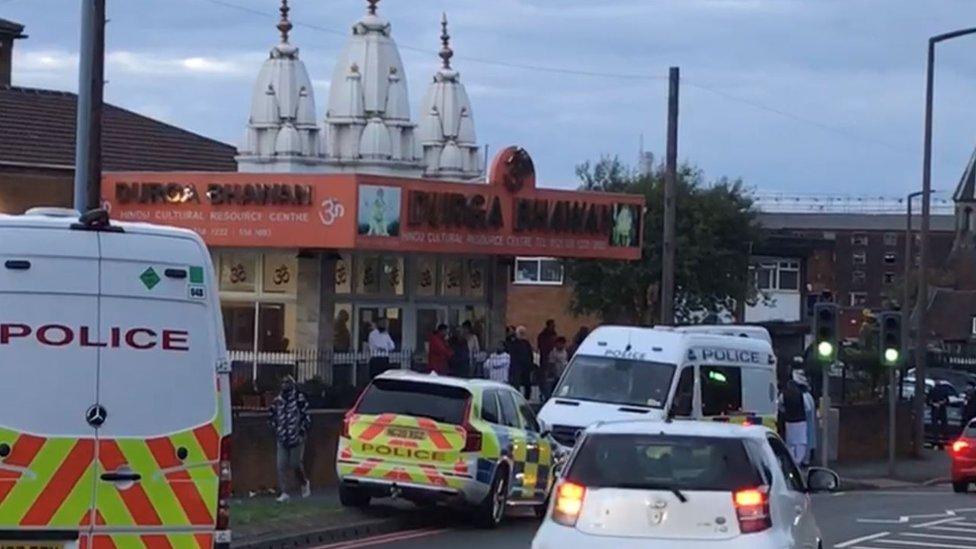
[567, 434, 762, 491]
[357, 379, 470, 425]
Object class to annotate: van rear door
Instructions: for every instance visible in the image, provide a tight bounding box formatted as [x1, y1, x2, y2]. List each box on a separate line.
[0, 225, 100, 533]
[92, 231, 221, 547]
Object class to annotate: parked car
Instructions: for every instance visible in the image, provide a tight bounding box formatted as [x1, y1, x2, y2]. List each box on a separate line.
[951, 419, 976, 493]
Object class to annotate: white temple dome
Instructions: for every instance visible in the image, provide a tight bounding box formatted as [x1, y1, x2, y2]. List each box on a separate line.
[321, 0, 423, 176]
[237, 0, 324, 172]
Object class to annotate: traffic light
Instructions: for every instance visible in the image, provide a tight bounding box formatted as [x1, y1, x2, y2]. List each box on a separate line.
[879, 312, 903, 366]
[813, 303, 839, 363]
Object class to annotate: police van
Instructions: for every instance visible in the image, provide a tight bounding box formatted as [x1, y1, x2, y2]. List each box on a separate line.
[538, 325, 777, 450]
[0, 209, 232, 549]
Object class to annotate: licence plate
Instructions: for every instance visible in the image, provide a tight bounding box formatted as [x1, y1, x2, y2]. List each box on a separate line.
[387, 427, 426, 440]
[1, 544, 64, 549]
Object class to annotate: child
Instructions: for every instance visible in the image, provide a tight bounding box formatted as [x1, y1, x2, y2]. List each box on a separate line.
[484, 341, 511, 384]
[545, 336, 569, 400]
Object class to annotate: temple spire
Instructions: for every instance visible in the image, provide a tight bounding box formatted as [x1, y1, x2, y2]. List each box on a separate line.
[277, 0, 292, 43]
[439, 13, 453, 70]
[367, 0, 379, 16]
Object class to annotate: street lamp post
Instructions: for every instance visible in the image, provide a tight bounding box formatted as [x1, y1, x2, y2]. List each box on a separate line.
[915, 28, 976, 456]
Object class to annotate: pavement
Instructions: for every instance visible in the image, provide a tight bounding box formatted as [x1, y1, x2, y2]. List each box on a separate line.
[830, 448, 951, 490]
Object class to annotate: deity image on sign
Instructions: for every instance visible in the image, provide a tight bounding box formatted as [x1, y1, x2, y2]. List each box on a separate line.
[358, 185, 401, 238]
[611, 203, 638, 247]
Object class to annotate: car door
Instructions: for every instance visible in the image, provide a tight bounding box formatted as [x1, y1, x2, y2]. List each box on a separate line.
[766, 435, 817, 549]
[0, 225, 100, 536]
[515, 397, 553, 501]
[496, 390, 528, 499]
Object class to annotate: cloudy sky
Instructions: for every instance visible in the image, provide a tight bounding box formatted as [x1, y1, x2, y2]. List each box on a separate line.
[4, 0, 976, 197]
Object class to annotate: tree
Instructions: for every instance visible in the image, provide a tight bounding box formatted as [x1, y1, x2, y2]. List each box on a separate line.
[565, 156, 761, 324]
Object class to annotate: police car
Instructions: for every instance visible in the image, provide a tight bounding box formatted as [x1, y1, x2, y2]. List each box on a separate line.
[0, 209, 232, 549]
[532, 420, 839, 549]
[538, 326, 778, 451]
[336, 371, 556, 527]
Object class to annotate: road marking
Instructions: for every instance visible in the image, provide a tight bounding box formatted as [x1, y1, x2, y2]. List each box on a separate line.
[310, 527, 452, 549]
[912, 517, 964, 529]
[872, 539, 976, 548]
[836, 532, 891, 547]
[928, 526, 976, 534]
[903, 532, 976, 542]
[859, 518, 909, 524]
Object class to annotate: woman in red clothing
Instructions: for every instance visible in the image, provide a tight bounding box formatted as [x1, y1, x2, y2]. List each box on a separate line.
[426, 324, 453, 375]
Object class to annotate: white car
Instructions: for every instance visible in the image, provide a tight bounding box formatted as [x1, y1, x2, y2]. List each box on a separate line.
[532, 420, 839, 549]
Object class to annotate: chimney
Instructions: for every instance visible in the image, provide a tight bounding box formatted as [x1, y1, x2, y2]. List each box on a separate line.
[0, 19, 27, 87]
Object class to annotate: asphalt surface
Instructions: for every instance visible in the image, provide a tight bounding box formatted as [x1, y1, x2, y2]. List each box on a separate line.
[306, 485, 976, 548]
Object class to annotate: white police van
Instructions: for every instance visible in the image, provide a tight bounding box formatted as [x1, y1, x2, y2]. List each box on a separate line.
[538, 326, 777, 450]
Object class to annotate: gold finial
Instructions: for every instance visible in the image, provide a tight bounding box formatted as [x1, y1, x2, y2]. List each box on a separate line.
[277, 0, 292, 43]
[439, 12, 453, 70]
[367, 0, 379, 16]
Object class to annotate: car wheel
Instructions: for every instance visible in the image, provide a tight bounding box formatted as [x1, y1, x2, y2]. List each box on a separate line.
[476, 467, 509, 529]
[339, 484, 371, 508]
[953, 481, 969, 494]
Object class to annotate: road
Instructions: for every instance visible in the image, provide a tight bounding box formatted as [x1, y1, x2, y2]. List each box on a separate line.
[309, 486, 976, 548]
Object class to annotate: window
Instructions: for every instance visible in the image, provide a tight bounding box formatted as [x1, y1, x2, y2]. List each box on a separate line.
[672, 368, 694, 417]
[751, 259, 799, 292]
[701, 366, 743, 416]
[883, 272, 896, 285]
[216, 251, 298, 354]
[852, 270, 866, 285]
[566, 435, 763, 491]
[884, 252, 897, 264]
[481, 391, 501, 424]
[514, 257, 564, 285]
[518, 400, 541, 433]
[498, 391, 521, 428]
[357, 379, 470, 426]
[852, 251, 867, 265]
[851, 234, 869, 246]
[884, 233, 899, 247]
[849, 292, 868, 307]
[765, 435, 805, 491]
[554, 355, 677, 409]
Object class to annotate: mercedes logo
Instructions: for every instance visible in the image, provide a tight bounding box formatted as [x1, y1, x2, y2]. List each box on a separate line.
[86, 404, 107, 428]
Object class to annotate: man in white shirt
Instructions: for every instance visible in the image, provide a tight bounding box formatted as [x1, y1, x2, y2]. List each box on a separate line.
[367, 319, 396, 379]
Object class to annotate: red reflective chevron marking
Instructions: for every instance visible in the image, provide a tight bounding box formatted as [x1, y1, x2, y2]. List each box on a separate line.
[192, 424, 220, 461]
[21, 439, 94, 526]
[141, 534, 174, 549]
[358, 414, 395, 442]
[194, 534, 214, 548]
[416, 419, 452, 450]
[352, 458, 381, 477]
[146, 437, 213, 525]
[98, 440, 162, 526]
[0, 434, 46, 505]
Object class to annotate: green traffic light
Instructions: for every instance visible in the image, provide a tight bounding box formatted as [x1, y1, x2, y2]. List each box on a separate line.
[817, 341, 834, 359]
[884, 347, 900, 364]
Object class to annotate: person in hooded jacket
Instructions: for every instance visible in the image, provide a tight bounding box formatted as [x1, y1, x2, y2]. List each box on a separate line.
[269, 376, 312, 502]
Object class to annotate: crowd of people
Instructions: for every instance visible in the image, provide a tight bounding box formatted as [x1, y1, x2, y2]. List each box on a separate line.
[425, 319, 590, 401]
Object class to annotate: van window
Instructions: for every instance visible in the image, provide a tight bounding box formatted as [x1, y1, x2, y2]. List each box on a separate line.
[482, 391, 501, 424]
[701, 366, 743, 416]
[554, 355, 676, 409]
[672, 368, 694, 417]
[566, 434, 763, 491]
[357, 379, 470, 425]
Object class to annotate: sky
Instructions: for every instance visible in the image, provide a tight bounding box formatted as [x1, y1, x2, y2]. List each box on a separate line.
[4, 0, 976, 197]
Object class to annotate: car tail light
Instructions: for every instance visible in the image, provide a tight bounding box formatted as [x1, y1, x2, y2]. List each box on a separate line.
[461, 397, 482, 452]
[734, 488, 771, 534]
[953, 439, 970, 454]
[217, 435, 232, 531]
[552, 481, 586, 526]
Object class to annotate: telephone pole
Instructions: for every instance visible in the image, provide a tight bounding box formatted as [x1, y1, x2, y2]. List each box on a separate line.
[73, 0, 106, 212]
[660, 66, 679, 325]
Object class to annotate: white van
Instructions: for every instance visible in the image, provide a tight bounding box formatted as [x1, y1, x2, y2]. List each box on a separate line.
[538, 326, 777, 450]
[0, 209, 232, 549]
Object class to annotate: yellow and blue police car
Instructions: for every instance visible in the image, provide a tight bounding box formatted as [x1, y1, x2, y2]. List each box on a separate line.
[336, 371, 556, 528]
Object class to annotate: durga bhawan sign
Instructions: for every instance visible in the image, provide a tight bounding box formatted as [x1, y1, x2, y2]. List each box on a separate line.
[102, 171, 644, 260]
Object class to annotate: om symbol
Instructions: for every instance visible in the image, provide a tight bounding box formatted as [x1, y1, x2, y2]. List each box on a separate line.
[273, 265, 291, 285]
[319, 198, 346, 226]
[229, 263, 247, 284]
